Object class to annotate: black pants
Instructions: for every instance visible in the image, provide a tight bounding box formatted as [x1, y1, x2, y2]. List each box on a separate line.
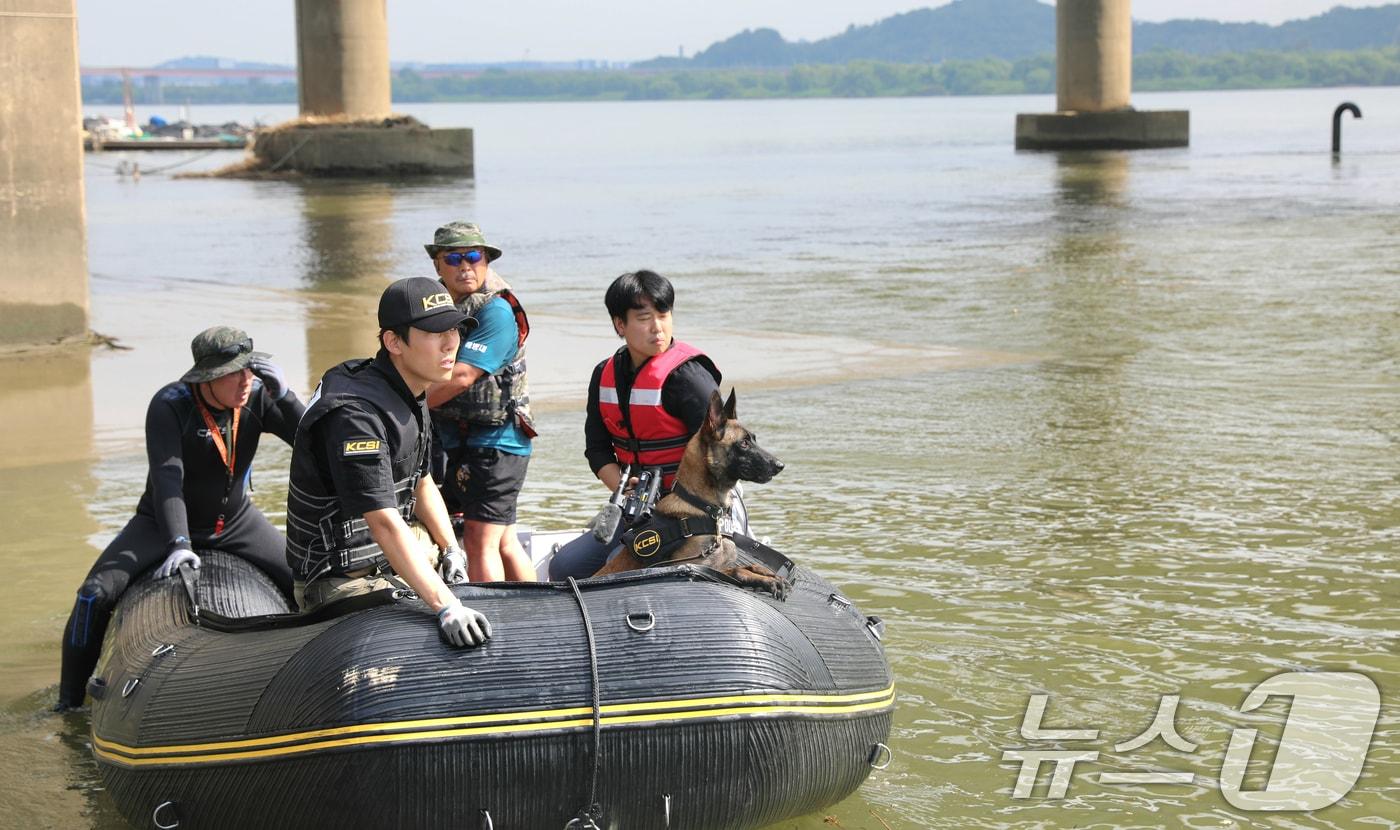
[548, 522, 626, 581]
[57, 506, 293, 708]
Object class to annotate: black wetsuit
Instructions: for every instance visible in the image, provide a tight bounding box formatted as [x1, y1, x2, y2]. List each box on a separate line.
[57, 379, 304, 709]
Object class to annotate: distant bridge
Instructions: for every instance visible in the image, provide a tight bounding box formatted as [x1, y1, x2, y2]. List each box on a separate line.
[82, 67, 296, 79]
[79, 66, 485, 80]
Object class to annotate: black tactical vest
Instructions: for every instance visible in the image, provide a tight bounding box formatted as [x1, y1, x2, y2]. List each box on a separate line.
[285, 357, 429, 582]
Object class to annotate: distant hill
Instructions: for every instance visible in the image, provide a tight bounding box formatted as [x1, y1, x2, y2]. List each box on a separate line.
[82, 0, 1400, 106]
[1136, 5, 1400, 54]
[641, 0, 1400, 68]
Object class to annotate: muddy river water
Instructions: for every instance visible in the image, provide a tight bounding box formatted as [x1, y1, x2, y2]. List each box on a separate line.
[1, 88, 1398, 828]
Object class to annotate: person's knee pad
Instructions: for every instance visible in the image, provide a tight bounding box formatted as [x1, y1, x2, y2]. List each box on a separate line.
[68, 579, 116, 649]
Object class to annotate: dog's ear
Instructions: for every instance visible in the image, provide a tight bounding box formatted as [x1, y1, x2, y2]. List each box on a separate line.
[723, 389, 737, 420]
[704, 389, 725, 436]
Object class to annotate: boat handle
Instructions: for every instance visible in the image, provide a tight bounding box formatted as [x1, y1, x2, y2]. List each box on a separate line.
[869, 742, 893, 770]
[152, 643, 175, 658]
[625, 612, 655, 633]
[480, 809, 493, 830]
[828, 593, 852, 609]
[122, 678, 141, 698]
[152, 801, 180, 829]
[866, 615, 886, 641]
[663, 793, 672, 827]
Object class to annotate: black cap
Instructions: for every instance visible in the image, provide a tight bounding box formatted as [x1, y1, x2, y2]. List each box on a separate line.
[378, 277, 468, 333]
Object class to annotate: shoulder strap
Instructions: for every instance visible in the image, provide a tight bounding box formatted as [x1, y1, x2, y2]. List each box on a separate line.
[494, 289, 530, 349]
[604, 348, 644, 459]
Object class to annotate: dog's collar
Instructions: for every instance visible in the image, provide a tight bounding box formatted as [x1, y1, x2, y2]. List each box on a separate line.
[669, 484, 730, 522]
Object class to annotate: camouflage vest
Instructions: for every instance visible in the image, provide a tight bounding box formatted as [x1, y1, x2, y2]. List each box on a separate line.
[433, 273, 534, 436]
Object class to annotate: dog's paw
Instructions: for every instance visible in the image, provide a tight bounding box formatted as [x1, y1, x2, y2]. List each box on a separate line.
[738, 565, 789, 601]
[720, 564, 786, 599]
[747, 563, 788, 599]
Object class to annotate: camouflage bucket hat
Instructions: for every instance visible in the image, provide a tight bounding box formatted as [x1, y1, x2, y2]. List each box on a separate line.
[179, 326, 269, 384]
[424, 221, 503, 262]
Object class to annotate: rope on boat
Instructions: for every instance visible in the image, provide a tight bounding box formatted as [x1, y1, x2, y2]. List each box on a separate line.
[86, 148, 222, 176]
[140, 149, 222, 174]
[565, 577, 604, 830]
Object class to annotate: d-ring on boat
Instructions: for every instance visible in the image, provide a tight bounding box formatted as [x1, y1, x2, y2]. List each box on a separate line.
[88, 537, 894, 829]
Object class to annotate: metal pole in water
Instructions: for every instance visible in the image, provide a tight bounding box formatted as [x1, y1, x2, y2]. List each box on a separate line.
[1333, 103, 1362, 155]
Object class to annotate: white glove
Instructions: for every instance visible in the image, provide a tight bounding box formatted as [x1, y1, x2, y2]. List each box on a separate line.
[437, 601, 492, 648]
[248, 355, 289, 400]
[438, 544, 469, 585]
[155, 547, 200, 579]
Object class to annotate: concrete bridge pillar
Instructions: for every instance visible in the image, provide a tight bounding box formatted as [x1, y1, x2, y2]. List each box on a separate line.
[1016, 0, 1188, 150]
[294, 0, 392, 119]
[0, 0, 89, 346]
[1056, 0, 1132, 113]
[240, 0, 471, 175]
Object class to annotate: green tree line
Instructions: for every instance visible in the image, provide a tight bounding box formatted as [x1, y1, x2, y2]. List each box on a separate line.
[82, 46, 1400, 106]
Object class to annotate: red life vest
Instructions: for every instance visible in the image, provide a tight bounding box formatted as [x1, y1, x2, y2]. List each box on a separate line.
[598, 341, 719, 490]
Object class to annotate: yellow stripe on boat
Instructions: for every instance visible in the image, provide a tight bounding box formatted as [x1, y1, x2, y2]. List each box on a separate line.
[93, 685, 895, 767]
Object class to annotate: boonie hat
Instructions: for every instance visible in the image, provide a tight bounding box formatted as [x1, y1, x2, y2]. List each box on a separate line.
[424, 221, 503, 262]
[180, 326, 268, 384]
[378, 277, 469, 333]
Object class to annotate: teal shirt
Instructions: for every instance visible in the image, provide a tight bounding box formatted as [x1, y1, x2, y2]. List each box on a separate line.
[442, 297, 532, 456]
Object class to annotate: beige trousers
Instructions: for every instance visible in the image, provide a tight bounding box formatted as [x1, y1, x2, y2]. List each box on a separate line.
[293, 524, 440, 611]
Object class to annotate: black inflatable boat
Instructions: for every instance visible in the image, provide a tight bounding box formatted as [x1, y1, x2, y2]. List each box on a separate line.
[88, 544, 893, 829]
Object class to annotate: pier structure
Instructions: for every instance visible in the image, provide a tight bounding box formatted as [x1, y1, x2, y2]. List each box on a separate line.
[295, 0, 392, 119]
[1015, 0, 1188, 150]
[249, 0, 472, 176]
[0, 0, 89, 345]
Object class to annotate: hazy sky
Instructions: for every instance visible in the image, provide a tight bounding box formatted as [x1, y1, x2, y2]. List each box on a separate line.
[76, 1, 1398, 66]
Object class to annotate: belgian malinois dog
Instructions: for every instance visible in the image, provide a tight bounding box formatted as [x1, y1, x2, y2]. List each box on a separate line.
[593, 389, 787, 595]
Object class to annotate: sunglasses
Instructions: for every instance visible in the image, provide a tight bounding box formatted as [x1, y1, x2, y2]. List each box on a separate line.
[207, 338, 253, 361]
[442, 250, 484, 267]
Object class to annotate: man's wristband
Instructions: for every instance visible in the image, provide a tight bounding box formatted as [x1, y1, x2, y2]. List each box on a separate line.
[169, 535, 191, 551]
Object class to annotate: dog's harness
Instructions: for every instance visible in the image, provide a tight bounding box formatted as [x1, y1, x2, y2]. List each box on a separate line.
[620, 484, 732, 563]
